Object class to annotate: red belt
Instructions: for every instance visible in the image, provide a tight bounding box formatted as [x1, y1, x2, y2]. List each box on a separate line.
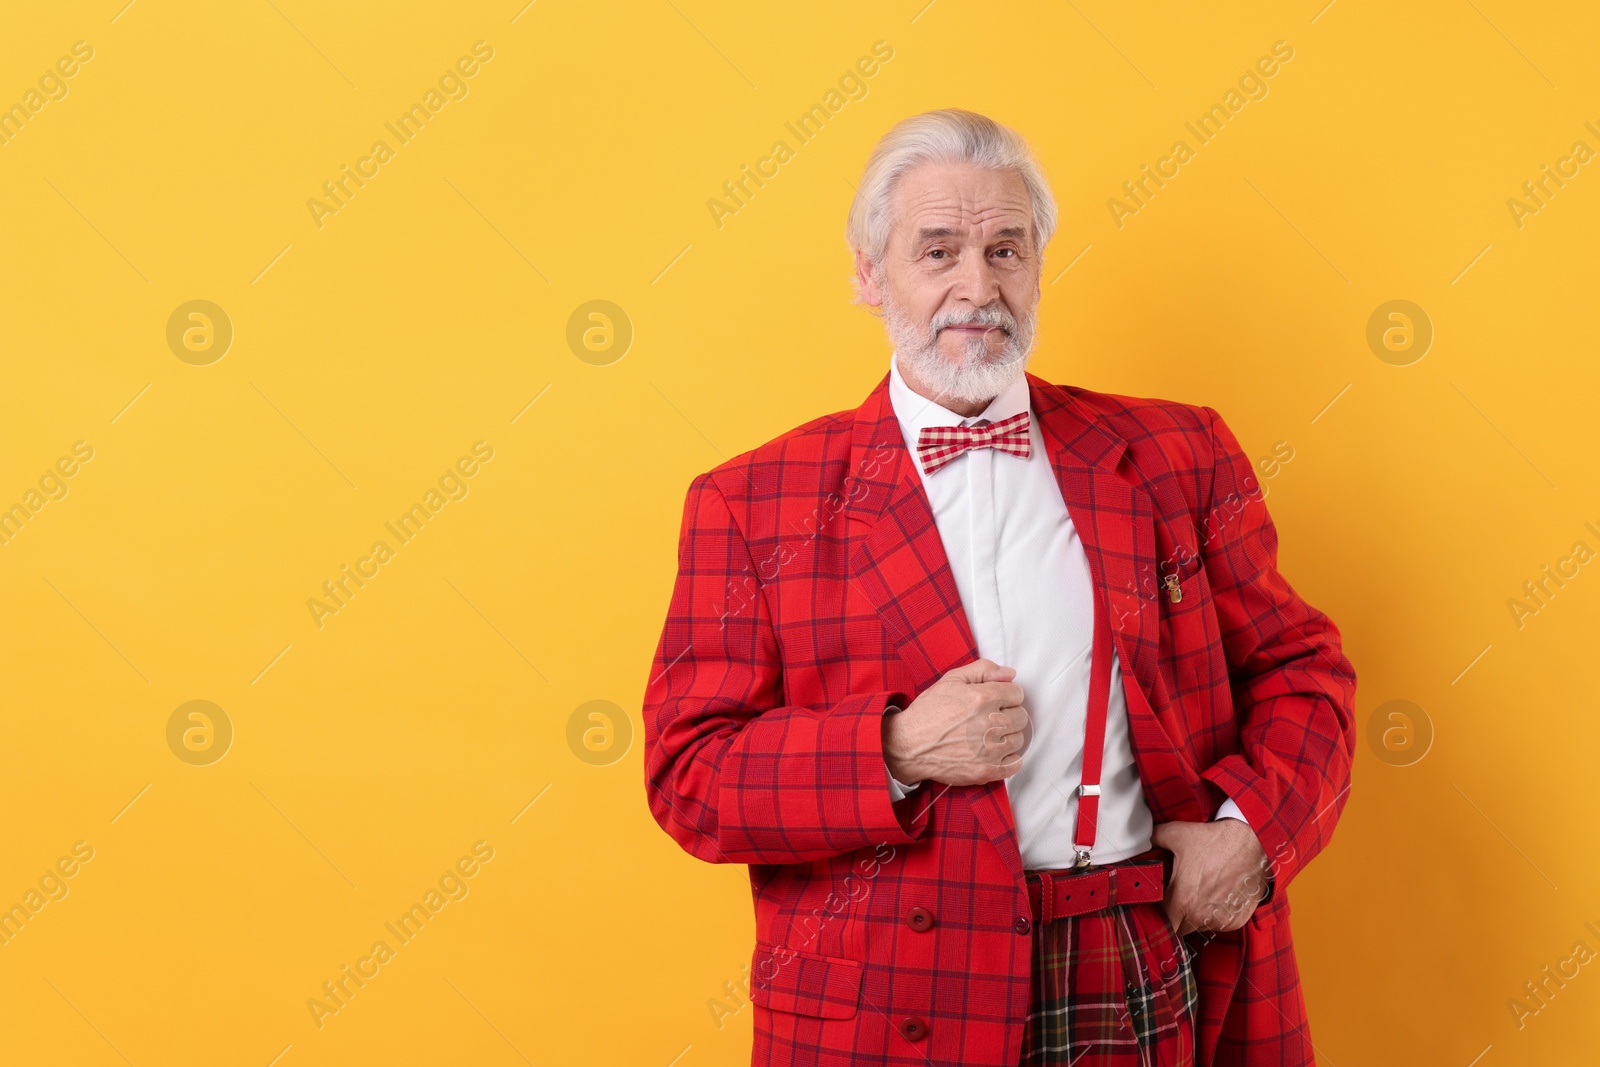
[1024, 850, 1167, 924]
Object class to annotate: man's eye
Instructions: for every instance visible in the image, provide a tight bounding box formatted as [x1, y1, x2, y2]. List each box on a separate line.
[927, 249, 947, 260]
[994, 248, 1015, 258]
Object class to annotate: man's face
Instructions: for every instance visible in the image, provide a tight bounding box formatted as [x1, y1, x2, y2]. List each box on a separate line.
[856, 161, 1043, 405]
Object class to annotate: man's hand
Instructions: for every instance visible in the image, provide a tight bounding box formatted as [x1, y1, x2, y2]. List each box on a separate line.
[883, 659, 1028, 787]
[1151, 819, 1270, 936]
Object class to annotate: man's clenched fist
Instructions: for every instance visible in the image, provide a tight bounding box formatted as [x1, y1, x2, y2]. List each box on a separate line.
[882, 659, 1030, 787]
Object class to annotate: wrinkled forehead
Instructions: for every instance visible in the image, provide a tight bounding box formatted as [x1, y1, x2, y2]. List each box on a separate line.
[889, 162, 1034, 246]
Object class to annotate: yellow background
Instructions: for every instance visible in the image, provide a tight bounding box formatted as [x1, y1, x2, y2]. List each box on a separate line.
[1, 1, 1597, 1064]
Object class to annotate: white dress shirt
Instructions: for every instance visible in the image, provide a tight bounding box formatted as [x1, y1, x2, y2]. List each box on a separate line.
[882, 353, 1244, 869]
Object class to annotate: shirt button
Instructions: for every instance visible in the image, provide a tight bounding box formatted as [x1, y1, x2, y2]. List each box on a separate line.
[899, 1016, 928, 1042]
[1013, 916, 1032, 935]
[907, 907, 934, 932]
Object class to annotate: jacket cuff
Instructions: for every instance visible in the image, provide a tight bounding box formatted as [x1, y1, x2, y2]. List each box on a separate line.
[870, 696, 928, 840]
[882, 703, 924, 802]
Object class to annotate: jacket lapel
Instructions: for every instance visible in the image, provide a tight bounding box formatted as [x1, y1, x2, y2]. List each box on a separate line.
[1026, 375, 1155, 698]
[1028, 375, 1201, 820]
[844, 376, 979, 692]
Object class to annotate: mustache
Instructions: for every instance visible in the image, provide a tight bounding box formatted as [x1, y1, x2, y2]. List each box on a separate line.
[933, 308, 1015, 334]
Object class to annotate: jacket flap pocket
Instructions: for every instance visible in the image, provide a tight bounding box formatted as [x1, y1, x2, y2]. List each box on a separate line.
[750, 943, 863, 1019]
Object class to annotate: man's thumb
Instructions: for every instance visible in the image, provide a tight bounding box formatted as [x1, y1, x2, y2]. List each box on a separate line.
[948, 659, 1015, 684]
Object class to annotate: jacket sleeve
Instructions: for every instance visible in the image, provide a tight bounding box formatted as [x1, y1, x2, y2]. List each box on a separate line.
[642, 471, 932, 865]
[1194, 408, 1358, 892]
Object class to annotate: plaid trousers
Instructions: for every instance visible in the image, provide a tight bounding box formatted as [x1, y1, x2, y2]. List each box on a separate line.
[1019, 885, 1199, 1067]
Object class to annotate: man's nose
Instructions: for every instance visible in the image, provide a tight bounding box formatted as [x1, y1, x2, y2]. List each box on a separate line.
[950, 248, 1002, 305]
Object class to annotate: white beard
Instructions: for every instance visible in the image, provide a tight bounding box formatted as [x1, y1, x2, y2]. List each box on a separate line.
[883, 291, 1037, 407]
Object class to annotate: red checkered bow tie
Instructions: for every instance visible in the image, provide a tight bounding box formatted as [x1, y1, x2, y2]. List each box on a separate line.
[915, 411, 1032, 475]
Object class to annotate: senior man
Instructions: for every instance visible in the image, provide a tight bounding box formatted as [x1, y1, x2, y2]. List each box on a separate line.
[643, 108, 1356, 1067]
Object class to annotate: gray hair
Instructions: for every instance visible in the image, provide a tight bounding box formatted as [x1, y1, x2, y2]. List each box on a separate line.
[846, 108, 1057, 302]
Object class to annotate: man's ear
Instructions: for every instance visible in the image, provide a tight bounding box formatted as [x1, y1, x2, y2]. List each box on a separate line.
[853, 249, 883, 308]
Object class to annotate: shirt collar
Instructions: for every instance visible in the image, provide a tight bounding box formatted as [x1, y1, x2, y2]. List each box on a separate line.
[888, 350, 1032, 457]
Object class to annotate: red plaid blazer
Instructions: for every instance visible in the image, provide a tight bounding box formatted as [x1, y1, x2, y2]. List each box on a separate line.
[643, 372, 1356, 1066]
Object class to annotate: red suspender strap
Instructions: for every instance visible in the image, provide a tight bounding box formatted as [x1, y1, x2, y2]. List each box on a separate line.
[1072, 583, 1114, 863]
